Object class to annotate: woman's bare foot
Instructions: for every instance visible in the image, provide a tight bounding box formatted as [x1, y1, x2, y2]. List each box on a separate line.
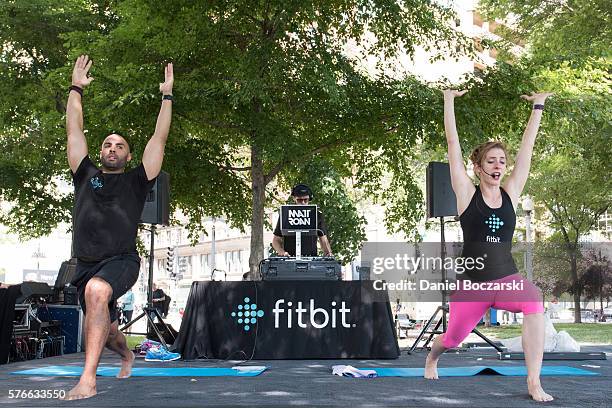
[424, 353, 439, 379]
[528, 377, 554, 402]
[117, 351, 135, 378]
[62, 378, 97, 401]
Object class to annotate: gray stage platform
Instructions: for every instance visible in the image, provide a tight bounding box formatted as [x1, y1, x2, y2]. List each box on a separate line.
[0, 346, 610, 408]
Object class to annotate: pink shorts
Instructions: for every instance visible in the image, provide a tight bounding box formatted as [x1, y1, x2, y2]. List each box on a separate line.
[441, 273, 544, 349]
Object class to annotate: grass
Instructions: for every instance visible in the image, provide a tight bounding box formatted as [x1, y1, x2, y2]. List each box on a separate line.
[125, 335, 145, 350]
[124, 325, 611, 351]
[479, 323, 612, 344]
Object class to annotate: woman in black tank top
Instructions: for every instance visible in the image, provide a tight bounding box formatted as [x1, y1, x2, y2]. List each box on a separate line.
[424, 89, 554, 402]
[459, 184, 519, 281]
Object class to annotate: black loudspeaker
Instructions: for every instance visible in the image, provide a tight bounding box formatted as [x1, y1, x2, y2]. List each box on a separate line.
[140, 171, 170, 225]
[426, 162, 458, 218]
[54, 258, 77, 290]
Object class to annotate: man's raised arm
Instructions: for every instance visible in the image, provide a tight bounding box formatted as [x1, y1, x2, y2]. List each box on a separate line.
[142, 63, 174, 181]
[67, 55, 94, 173]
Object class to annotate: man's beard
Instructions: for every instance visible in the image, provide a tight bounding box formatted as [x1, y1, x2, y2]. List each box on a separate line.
[101, 154, 127, 171]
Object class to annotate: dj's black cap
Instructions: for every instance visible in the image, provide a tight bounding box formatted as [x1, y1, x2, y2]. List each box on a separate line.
[291, 184, 313, 199]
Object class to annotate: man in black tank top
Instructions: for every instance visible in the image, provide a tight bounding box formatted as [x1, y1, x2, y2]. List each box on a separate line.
[63, 56, 174, 400]
[424, 89, 554, 402]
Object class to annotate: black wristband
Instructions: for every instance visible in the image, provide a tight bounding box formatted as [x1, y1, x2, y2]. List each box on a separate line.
[162, 94, 173, 101]
[533, 104, 544, 110]
[69, 85, 83, 97]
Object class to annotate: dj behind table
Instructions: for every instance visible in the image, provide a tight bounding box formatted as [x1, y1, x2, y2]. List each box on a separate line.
[272, 184, 332, 258]
[265, 194, 342, 280]
[173, 203, 398, 360]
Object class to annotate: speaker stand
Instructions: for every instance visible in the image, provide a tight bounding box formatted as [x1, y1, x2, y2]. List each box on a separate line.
[120, 224, 176, 349]
[407, 216, 503, 353]
[120, 306, 174, 350]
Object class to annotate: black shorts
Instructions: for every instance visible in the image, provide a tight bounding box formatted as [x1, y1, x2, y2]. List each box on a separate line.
[72, 254, 140, 323]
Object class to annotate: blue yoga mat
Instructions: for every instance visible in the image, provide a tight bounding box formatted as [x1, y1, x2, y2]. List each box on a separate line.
[11, 366, 267, 377]
[360, 366, 598, 377]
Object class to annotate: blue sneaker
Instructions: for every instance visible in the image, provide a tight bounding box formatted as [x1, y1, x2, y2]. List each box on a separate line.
[145, 347, 181, 362]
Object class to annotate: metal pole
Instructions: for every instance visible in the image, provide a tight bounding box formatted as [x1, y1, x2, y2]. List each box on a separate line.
[526, 209, 533, 281]
[295, 231, 302, 260]
[440, 216, 447, 332]
[147, 225, 156, 334]
[599, 249, 604, 321]
[211, 217, 216, 272]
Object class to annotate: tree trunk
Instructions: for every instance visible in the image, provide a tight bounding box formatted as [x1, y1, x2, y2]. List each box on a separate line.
[599, 268, 604, 321]
[248, 143, 266, 279]
[570, 252, 582, 323]
[573, 290, 581, 323]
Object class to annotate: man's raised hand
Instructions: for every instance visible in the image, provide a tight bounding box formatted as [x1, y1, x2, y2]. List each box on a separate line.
[72, 55, 94, 88]
[159, 63, 174, 95]
[443, 89, 468, 99]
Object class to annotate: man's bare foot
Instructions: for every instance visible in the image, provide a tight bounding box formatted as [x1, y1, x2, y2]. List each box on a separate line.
[528, 377, 554, 402]
[117, 351, 135, 378]
[62, 378, 97, 401]
[424, 353, 439, 379]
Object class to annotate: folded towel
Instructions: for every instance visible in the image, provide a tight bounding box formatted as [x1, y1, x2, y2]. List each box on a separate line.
[332, 365, 377, 378]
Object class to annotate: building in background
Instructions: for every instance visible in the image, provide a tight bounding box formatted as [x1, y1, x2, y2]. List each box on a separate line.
[0, 223, 72, 285]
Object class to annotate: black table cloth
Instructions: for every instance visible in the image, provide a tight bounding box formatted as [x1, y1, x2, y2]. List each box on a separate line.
[0, 285, 22, 364]
[173, 281, 399, 360]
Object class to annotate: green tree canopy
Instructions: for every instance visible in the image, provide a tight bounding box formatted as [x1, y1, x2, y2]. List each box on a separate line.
[480, 0, 611, 63]
[474, 0, 612, 321]
[0, 0, 470, 274]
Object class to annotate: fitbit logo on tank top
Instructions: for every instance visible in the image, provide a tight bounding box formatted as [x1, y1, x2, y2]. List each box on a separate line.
[485, 213, 503, 243]
[90, 176, 104, 190]
[485, 213, 504, 232]
[272, 299, 353, 329]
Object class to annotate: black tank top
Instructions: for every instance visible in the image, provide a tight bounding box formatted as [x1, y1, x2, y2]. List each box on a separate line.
[459, 185, 518, 281]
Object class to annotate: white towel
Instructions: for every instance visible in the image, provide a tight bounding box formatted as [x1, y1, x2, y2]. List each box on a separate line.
[332, 365, 377, 378]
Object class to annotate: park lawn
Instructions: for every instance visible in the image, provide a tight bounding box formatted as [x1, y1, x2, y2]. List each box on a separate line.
[479, 323, 612, 344]
[125, 325, 612, 350]
[125, 335, 145, 350]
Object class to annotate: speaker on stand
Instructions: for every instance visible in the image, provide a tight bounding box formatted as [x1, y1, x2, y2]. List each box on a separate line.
[408, 162, 502, 353]
[121, 171, 176, 349]
[426, 161, 458, 220]
[140, 171, 170, 226]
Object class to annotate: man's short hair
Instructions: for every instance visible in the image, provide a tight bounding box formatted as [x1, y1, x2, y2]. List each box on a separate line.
[105, 132, 131, 153]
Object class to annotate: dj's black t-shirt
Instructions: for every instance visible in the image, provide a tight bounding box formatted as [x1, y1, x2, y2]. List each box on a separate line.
[72, 156, 156, 262]
[273, 210, 327, 256]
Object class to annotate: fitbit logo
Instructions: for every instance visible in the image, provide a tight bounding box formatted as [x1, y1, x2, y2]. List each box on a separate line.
[485, 213, 504, 233]
[230, 297, 265, 331]
[272, 299, 354, 329]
